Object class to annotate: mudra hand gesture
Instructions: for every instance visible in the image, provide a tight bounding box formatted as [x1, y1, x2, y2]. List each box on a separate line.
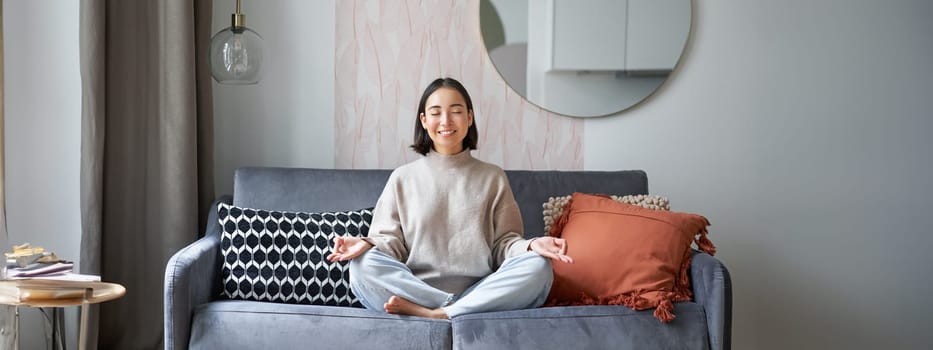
[529, 236, 574, 263]
[326, 236, 373, 262]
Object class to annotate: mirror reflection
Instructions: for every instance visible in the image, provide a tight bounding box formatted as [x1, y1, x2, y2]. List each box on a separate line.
[481, 0, 691, 118]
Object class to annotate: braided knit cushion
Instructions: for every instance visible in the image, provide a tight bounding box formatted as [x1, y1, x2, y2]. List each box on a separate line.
[543, 194, 670, 234]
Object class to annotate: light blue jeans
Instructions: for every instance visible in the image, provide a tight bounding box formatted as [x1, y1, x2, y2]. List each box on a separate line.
[349, 249, 553, 317]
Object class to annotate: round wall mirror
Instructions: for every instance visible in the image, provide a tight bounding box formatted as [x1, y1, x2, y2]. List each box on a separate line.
[480, 0, 692, 118]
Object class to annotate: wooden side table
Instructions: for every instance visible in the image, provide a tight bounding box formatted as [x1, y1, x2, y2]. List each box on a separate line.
[0, 279, 126, 350]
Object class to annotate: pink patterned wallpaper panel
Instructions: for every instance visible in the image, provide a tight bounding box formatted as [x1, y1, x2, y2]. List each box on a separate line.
[335, 0, 582, 170]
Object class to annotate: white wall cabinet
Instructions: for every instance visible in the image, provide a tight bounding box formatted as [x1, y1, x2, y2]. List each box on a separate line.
[551, 0, 628, 71]
[548, 0, 689, 73]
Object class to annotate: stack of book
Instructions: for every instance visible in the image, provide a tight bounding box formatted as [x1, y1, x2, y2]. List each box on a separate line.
[2, 270, 103, 304]
[7, 261, 76, 278]
[5, 262, 101, 282]
[4, 243, 100, 282]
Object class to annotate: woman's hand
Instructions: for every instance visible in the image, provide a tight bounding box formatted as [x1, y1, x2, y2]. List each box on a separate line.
[529, 237, 574, 263]
[326, 236, 374, 262]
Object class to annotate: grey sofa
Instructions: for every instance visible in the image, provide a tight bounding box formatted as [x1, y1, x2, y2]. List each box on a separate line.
[164, 167, 732, 350]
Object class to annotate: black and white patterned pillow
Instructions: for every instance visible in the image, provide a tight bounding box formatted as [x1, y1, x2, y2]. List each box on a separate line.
[218, 202, 373, 307]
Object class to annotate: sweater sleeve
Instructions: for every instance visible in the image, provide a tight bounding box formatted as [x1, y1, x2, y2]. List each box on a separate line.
[490, 174, 531, 267]
[362, 172, 409, 261]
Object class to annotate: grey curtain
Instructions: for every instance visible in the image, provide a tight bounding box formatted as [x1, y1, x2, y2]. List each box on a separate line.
[0, 2, 13, 348]
[79, 1, 214, 349]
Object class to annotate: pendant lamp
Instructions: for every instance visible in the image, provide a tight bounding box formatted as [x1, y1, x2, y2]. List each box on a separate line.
[210, 0, 264, 84]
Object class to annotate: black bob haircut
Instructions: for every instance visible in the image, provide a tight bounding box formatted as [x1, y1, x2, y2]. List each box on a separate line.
[410, 77, 479, 155]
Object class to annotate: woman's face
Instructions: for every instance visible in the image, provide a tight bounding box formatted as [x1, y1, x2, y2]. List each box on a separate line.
[420, 87, 473, 155]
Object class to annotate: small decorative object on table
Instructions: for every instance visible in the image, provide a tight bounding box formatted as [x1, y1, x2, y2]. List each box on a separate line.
[4, 243, 80, 279]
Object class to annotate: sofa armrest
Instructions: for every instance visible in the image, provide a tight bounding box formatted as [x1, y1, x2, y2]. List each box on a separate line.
[690, 250, 732, 350]
[164, 195, 231, 350]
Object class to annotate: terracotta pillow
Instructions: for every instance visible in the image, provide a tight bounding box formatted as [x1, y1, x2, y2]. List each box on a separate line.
[544, 192, 716, 323]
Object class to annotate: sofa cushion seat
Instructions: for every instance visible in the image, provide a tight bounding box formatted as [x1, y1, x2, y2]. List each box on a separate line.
[188, 300, 452, 350]
[451, 303, 709, 350]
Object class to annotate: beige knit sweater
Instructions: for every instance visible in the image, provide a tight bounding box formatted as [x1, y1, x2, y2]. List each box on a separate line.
[363, 150, 531, 294]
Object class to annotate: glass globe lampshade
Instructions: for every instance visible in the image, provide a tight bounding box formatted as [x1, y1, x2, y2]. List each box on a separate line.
[209, 2, 263, 85]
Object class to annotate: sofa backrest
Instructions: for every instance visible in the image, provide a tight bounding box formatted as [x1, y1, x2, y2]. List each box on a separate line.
[233, 167, 648, 238]
[233, 167, 392, 213]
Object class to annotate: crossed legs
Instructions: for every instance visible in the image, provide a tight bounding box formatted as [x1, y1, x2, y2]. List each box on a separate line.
[349, 250, 552, 319]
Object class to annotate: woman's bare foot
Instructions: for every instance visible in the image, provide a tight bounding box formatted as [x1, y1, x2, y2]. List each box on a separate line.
[384, 295, 449, 319]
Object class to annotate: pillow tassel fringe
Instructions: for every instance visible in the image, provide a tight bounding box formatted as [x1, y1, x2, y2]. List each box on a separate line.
[616, 290, 680, 323]
[549, 290, 683, 323]
[695, 222, 717, 256]
[653, 298, 676, 323]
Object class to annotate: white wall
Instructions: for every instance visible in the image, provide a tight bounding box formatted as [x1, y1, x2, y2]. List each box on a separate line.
[212, 0, 336, 196]
[585, 1, 933, 348]
[3, 1, 82, 349]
